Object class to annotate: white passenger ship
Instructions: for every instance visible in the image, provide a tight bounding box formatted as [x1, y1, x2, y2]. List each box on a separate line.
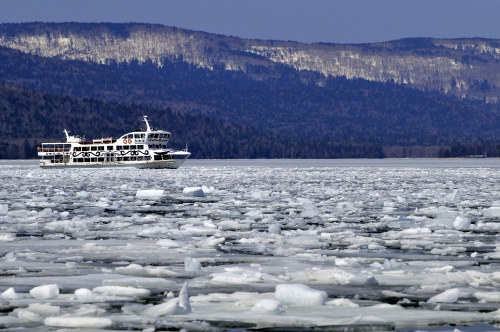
[38, 116, 191, 169]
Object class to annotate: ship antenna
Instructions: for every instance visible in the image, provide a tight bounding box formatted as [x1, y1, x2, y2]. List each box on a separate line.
[143, 115, 152, 132]
[63, 129, 70, 141]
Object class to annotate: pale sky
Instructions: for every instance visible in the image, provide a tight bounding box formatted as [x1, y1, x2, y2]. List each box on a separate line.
[1, 0, 499, 44]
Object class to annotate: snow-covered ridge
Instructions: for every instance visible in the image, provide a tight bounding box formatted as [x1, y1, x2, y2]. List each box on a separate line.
[1, 23, 500, 98]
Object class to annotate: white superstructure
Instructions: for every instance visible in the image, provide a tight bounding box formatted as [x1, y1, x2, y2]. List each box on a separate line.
[38, 116, 191, 169]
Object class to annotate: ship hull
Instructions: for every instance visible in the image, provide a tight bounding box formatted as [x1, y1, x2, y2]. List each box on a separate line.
[39, 159, 187, 169]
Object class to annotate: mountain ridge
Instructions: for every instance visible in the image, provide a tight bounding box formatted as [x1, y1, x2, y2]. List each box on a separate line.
[1, 22, 500, 100]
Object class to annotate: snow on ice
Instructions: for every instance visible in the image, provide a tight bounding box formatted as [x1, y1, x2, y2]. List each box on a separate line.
[2, 160, 500, 329]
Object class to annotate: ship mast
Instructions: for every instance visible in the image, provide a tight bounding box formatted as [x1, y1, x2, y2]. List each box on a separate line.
[143, 116, 152, 132]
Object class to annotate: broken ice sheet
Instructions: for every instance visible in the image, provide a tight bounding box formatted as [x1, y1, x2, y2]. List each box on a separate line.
[0, 163, 499, 329]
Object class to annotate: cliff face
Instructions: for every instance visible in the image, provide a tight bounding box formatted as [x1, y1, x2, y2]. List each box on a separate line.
[1, 23, 500, 100]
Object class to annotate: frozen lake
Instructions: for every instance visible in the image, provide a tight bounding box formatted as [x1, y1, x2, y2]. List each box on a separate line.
[1, 159, 500, 330]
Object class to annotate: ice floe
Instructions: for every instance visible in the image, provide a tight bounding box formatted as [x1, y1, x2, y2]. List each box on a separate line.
[1, 162, 500, 330]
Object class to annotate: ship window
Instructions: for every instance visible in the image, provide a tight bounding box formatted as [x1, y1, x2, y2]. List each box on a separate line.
[116, 146, 123, 151]
[167, 134, 170, 139]
[63, 144, 71, 151]
[145, 156, 151, 161]
[117, 157, 122, 161]
[130, 145, 137, 150]
[74, 147, 81, 151]
[107, 146, 113, 150]
[134, 134, 141, 139]
[91, 158, 97, 162]
[77, 158, 83, 162]
[91, 146, 97, 151]
[82, 147, 89, 151]
[124, 157, 130, 161]
[98, 146, 104, 151]
[137, 145, 144, 149]
[140, 134, 145, 138]
[84, 158, 90, 162]
[98, 157, 104, 162]
[124, 145, 130, 150]
[127, 134, 133, 139]
[138, 156, 143, 161]
[130, 157, 136, 161]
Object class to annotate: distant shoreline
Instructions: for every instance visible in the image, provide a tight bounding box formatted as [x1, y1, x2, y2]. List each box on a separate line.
[3, 158, 500, 168]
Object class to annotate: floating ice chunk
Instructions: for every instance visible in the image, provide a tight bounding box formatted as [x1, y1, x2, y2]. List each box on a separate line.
[26, 303, 61, 316]
[0, 204, 8, 216]
[0, 234, 14, 241]
[268, 224, 281, 235]
[45, 317, 112, 328]
[383, 259, 401, 270]
[72, 304, 106, 316]
[245, 209, 263, 219]
[445, 189, 462, 203]
[301, 202, 321, 218]
[177, 281, 191, 314]
[142, 298, 179, 317]
[1, 287, 18, 300]
[183, 187, 205, 197]
[256, 243, 268, 253]
[367, 243, 386, 250]
[75, 288, 95, 301]
[326, 298, 359, 308]
[201, 185, 215, 194]
[425, 265, 454, 273]
[335, 258, 361, 268]
[136, 189, 164, 198]
[156, 239, 182, 248]
[483, 207, 500, 218]
[475, 292, 500, 302]
[204, 221, 217, 229]
[184, 227, 219, 236]
[184, 257, 202, 271]
[211, 272, 263, 285]
[262, 216, 276, 224]
[59, 211, 69, 218]
[427, 288, 460, 303]
[453, 216, 471, 230]
[30, 284, 59, 300]
[251, 299, 283, 314]
[18, 310, 43, 322]
[196, 236, 225, 248]
[430, 247, 466, 255]
[4, 252, 15, 262]
[115, 264, 180, 278]
[427, 212, 459, 227]
[306, 269, 356, 285]
[92, 286, 151, 297]
[287, 236, 319, 246]
[275, 284, 327, 306]
[76, 191, 91, 199]
[447, 270, 491, 286]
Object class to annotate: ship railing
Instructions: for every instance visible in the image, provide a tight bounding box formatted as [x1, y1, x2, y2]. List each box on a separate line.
[92, 137, 116, 144]
[37, 147, 71, 153]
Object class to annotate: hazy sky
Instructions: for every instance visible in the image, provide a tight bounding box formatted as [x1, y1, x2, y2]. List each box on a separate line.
[2, 0, 500, 44]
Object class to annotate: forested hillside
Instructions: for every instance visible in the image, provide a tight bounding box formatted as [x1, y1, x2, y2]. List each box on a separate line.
[0, 83, 383, 159]
[1, 46, 500, 150]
